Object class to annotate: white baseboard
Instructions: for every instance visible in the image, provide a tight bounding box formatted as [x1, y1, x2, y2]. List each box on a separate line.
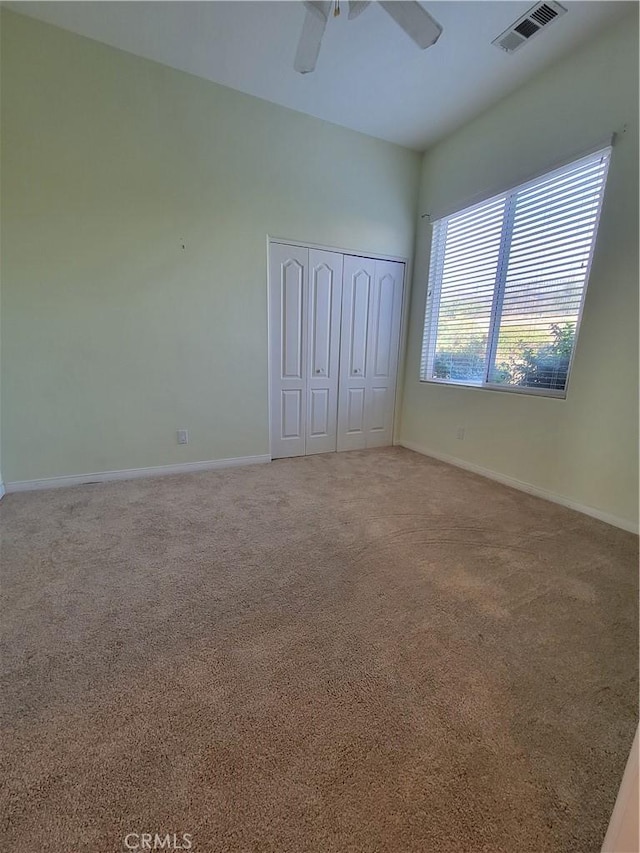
[399, 440, 638, 535]
[5, 454, 271, 493]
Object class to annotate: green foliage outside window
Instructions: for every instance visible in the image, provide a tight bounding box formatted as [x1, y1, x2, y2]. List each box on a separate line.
[433, 323, 576, 391]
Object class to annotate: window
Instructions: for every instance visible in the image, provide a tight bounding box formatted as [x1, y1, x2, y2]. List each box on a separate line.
[420, 147, 611, 397]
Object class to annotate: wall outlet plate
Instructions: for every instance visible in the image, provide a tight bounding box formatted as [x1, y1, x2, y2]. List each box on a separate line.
[177, 429, 189, 445]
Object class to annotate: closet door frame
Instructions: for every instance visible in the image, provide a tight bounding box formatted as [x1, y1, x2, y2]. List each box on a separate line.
[266, 236, 412, 459]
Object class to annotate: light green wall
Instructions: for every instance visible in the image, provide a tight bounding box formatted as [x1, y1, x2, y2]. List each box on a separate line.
[0, 10, 420, 482]
[400, 10, 639, 530]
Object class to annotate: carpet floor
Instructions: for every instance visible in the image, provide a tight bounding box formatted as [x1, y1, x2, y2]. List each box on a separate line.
[1, 447, 637, 853]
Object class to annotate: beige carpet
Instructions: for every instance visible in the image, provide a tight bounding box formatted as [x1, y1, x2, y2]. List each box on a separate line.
[1, 447, 637, 853]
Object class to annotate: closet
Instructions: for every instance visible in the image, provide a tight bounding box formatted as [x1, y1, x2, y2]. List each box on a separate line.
[269, 241, 404, 459]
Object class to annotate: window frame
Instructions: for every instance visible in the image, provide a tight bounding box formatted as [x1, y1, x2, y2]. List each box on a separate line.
[419, 146, 612, 400]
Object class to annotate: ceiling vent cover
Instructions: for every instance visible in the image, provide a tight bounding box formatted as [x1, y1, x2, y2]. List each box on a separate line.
[493, 2, 567, 53]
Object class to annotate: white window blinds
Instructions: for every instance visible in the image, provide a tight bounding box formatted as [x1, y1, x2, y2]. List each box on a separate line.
[421, 147, 611, 396]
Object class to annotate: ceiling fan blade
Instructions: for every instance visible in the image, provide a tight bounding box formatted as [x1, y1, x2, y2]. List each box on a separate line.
[294, 1, 331, 74]
[304, 0, 332, 20]
[348, 1, 371, 19]
[379, 1, 442, 49]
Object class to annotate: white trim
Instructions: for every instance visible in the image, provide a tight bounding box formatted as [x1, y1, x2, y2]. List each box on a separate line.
[268, 235, 409, 266]
[5, 454, 271, 493]
[399, 440, 639, 534]
[0, 480, 5, 500]
[266, 234, 275, 461]
[392, 251, 413, 444]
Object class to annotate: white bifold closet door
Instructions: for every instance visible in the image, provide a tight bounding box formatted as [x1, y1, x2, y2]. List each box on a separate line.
[337, 256, 404, 451]
[269, 243, 343, 458]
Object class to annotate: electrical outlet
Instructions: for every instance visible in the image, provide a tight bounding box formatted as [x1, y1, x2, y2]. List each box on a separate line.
[456, 426, 465, 441]
[177, 429, 189, 445]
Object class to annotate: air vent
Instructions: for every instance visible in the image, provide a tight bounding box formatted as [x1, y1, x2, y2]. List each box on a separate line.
[493, 1, 567, 53]
[531, 3, 559, 25]
[514, 18, 540, 39]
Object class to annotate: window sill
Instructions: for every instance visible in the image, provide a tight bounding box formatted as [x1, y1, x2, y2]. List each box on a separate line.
[418, 378, 567, 399]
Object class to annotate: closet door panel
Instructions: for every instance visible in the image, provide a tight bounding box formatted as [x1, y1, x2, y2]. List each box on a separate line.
[348, 270, 371, 378]
[269, 244, 308, 459]
[306, 249, 343, 454]
[347, 388, 366, 434]
[372, 272, 395, 378]
[364, 260, 404, 448]
[337, 256, 376, 451]
[282, 389, 303, 439]
[368, 386, 387, 433]
[282, 265, 304, 379]
[309, 388, 329, 436]
[310, 267, 332, 377]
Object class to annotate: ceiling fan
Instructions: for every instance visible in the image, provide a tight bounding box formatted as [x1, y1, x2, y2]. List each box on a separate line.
[294, 0, 443, 74]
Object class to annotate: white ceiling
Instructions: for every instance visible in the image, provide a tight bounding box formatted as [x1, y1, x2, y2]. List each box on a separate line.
[5, 1, 633, 150]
